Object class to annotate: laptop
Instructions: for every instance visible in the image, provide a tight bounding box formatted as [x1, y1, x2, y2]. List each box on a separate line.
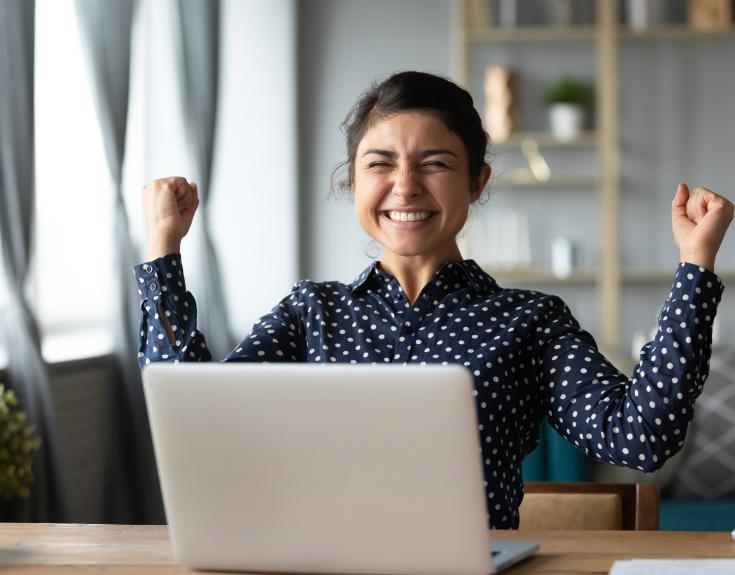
[143, 363, 538, 574]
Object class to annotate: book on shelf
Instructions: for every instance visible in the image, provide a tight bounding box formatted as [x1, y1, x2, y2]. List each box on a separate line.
[465, 0, 489, 29]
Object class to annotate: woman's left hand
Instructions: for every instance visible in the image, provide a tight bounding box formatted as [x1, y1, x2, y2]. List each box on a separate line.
[672, 183, 734, 272]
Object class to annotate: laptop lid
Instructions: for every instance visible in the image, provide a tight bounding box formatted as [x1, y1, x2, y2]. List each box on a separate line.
[143, 363, 503, 574]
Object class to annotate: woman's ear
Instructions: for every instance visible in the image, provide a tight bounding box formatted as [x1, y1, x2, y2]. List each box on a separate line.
[470, 164, 492, 203]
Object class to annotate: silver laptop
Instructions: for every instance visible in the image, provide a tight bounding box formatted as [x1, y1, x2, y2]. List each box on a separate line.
[143, 363, 538, 574]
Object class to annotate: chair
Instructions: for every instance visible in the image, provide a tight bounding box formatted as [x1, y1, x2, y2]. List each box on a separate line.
[519, 482, 659, 530]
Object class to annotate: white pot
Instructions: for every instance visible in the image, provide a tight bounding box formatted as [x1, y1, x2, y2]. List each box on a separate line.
[549, 103, 584, 142]
[627, 0, 663, 31]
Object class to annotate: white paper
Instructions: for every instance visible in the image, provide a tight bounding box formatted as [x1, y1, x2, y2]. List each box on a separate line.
[609, 559, 735, 575]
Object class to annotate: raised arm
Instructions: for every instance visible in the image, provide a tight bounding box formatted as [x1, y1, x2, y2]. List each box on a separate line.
[134, 177, 307, 369]
[540, 183, 732, 470]
[538, 265, 723, 472]
[135, 177, 210, 369]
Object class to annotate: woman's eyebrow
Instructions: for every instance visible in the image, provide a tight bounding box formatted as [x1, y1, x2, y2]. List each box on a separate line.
[417, 148, 458, 158]
[362, 149, 396, 158]
[361, 148, 458, 158]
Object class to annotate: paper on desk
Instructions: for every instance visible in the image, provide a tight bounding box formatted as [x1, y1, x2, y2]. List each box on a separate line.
[609, 559, 735, 575]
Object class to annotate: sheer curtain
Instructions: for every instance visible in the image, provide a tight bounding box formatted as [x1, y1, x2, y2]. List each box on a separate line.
[0, 0, 67, 521]
[176, 0, 234, 359]
[75, 0, 164, 523]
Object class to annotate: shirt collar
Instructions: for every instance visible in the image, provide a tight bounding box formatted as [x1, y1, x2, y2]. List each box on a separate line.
[349, 259, 497, 296]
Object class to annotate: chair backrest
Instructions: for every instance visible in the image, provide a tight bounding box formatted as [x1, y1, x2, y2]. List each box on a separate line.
[519, 482, 659, 530]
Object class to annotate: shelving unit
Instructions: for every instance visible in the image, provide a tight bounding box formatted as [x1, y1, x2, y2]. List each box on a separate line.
[456, 0, 735, 354]
[492, 175, 598, 189]
[491, 130, 598, 149]
[485, 268, 598, 285]
[467, 25, 597, 42]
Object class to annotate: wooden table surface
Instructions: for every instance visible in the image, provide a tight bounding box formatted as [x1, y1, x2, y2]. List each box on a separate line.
[0, 523, 733, 574]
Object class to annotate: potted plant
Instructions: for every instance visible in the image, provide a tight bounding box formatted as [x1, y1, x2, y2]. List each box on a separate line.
[0, 383, 41, 518]
[544, 77, 592, 142]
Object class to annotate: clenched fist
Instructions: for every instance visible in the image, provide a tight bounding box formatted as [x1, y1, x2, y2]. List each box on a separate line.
[672, 183, 734, 272]
[142, 177, 200, 260]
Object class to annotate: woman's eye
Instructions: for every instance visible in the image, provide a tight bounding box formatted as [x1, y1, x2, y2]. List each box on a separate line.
[422, 161, 448, 169]
[367, 161, 390, 169]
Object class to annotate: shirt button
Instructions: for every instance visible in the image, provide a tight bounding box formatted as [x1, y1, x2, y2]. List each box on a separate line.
[149, 283, 158, 292]
[143, 264, 153, 273]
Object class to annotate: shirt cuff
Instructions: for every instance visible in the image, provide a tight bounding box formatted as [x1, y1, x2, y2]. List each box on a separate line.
[132, 252, 188, 302]
[667, 261, 724, 320]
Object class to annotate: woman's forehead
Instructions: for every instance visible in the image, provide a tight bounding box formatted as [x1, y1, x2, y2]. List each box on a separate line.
[357, 111, 464, 153]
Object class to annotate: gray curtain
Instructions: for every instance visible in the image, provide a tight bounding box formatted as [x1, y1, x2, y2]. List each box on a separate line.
[177, 0, 234, 359]
[75, 0, 164, 523]
[0, 0, 68, 521]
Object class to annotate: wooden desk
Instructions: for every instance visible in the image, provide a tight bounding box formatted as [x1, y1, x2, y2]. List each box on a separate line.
[0, 524, 733, 574]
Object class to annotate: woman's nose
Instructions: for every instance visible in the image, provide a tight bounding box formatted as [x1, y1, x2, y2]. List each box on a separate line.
[391, 169, 421, 198]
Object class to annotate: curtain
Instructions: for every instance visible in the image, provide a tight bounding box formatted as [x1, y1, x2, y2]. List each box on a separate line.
[75, 0, 164, 523]
[177, 0, 234, 359]
[0, 0, 68, 521]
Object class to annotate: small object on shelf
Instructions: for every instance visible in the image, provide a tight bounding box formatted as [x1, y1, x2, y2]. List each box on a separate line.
[548, 0, 575, 26]
[465, 0, 490, 29]
[479, 207, 531, 270]
[520, 138, 551, 182]
[544, 77, 592, 142]
[688, 0, 733, 30]
[550, 236, 575, 278]
[483, 66, 516, 143]
[626, 0, 665, 31]
[498, 0, 517, 28]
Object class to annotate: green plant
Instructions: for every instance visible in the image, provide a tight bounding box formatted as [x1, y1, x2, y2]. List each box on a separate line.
[544, 77, 592, 106]
[0, 384, 41, 500]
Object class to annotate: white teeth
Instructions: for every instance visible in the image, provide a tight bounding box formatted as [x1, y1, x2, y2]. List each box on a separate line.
[388, 211, 431, 222]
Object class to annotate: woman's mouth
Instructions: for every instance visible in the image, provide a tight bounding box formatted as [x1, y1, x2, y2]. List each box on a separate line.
[381, 210, 435, 222]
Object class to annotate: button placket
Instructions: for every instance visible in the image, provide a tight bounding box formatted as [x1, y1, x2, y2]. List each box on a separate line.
[394, 285, 437, 362]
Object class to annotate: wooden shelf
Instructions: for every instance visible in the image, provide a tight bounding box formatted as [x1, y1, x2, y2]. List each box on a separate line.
[492, 131, 598, 149]
[622, 269, 735, 284]
[467, 24, 735, 43]
[492, 175, 597, 189]
[482, 267, 598, 285]
[468, 25, 597, 43]
[482, 268, 735, 286]
[619, 25, 735, 41]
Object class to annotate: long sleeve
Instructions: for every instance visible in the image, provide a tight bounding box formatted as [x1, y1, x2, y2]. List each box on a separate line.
[222, 282, 307, 363]
[134, 253, 212, 369]
[537, 262, 724, 472]
[134, 253, 308, 370]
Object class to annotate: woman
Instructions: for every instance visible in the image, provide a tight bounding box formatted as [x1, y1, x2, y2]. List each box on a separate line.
[136, 71, 733, 529]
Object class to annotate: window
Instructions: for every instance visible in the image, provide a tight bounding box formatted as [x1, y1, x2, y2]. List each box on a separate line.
[33, 0, 115, 361]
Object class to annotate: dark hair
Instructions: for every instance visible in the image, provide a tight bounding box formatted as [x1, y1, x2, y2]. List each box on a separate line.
[332, 71, 490, 197]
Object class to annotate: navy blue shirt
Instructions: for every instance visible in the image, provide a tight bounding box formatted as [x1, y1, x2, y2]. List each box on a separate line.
[134, 254, 724, 528]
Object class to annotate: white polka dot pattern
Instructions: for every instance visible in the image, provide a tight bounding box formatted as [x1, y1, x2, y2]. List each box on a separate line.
[133, 255, 724, 529]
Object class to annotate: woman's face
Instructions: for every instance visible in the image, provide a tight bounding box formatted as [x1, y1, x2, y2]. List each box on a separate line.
[353, 111, 488, 263]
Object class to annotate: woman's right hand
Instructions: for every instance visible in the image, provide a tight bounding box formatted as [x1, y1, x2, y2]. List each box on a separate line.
[142, 177, 200, 260]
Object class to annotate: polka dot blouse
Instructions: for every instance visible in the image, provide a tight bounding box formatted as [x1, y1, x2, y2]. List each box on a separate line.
[134, 254, 724, 529]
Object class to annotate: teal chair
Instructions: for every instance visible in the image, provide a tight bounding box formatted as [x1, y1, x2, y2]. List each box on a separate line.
[523, 422, 587, 482]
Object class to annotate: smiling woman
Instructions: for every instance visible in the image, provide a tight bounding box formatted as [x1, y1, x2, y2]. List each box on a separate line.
[133, 71, 732, 530]
[353, 112, 489, 302]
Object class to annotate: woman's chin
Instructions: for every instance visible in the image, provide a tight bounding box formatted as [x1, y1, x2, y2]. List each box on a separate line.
[380, 241, 438, 259]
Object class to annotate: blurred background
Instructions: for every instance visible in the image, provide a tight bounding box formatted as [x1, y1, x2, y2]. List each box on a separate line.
[0, 0, 733, 529]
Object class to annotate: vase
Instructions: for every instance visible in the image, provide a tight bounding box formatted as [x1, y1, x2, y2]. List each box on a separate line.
[549, 103, 584, 142]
